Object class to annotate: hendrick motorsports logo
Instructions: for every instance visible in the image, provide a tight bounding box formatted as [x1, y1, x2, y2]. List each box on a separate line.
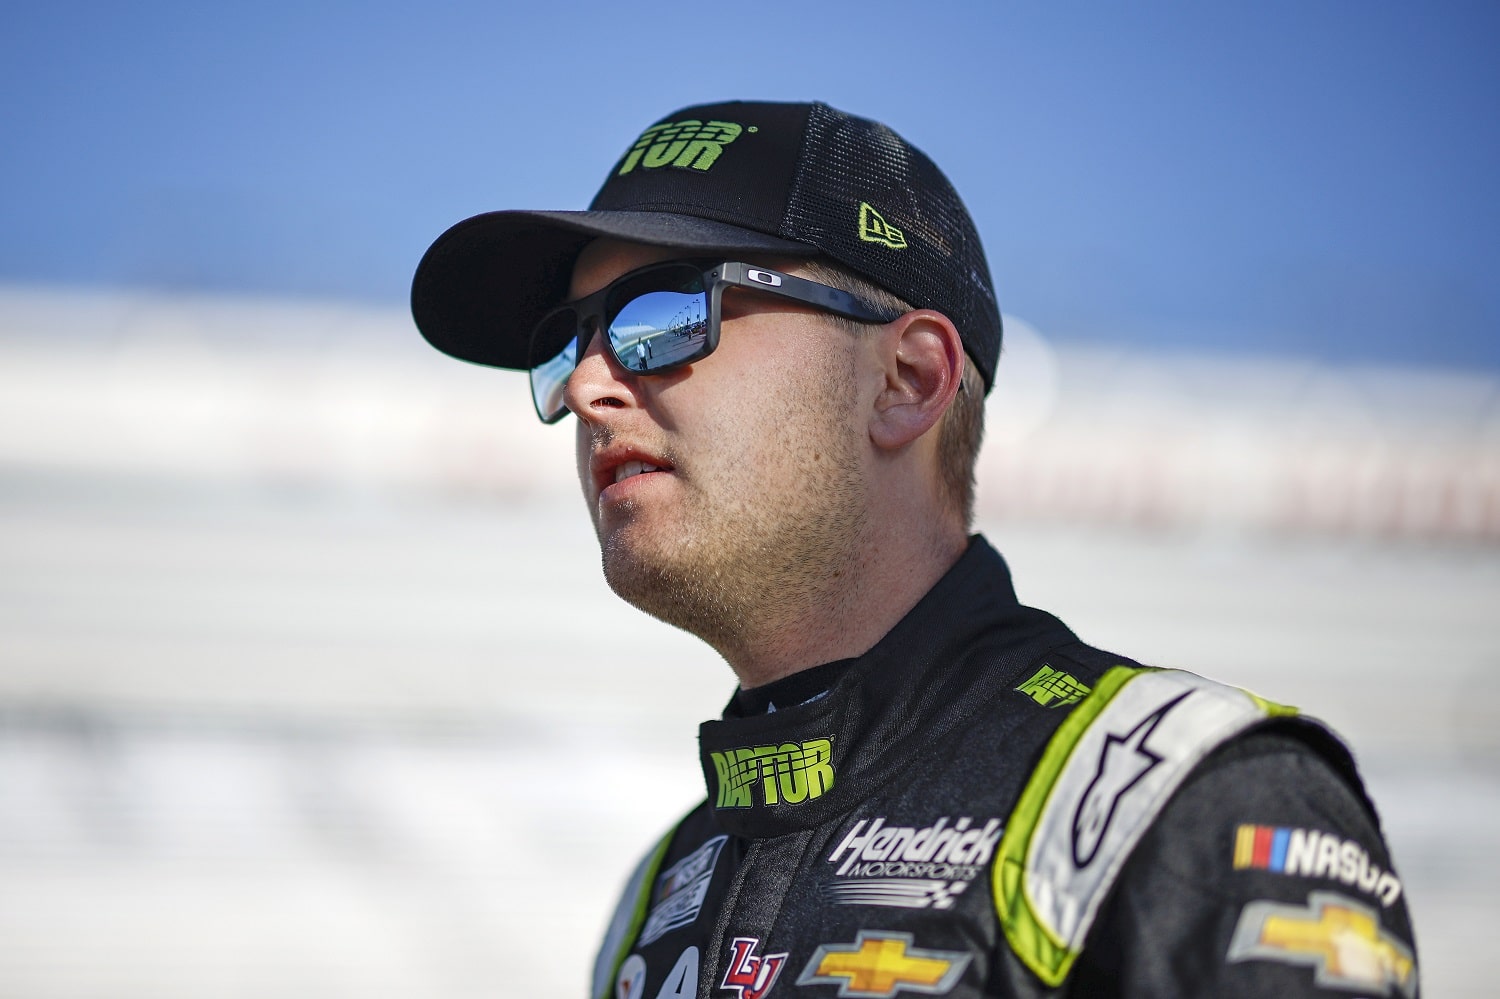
[822, 815, 1003, 910]
[711, 739, 834, 809]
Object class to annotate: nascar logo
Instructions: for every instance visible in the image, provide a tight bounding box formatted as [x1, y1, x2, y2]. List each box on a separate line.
[1233, 824, 1402, 907]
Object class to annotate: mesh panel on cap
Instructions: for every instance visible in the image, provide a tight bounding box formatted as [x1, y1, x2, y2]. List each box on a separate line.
[781, 104, 1002, 387]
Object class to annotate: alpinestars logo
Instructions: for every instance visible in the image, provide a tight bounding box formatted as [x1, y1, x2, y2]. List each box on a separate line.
[617, 119, 746, 176]
[1071, 692, 1186, 867]
[822, 815, 1003, 909]
[710, 739, 834, 809]
[721, 937, 787, 999]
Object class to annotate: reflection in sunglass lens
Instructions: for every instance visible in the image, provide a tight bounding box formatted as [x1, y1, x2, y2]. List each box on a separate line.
[528, 264, 713, 423]
[529, 328, 578, 423]
[608, 289, 709, 372]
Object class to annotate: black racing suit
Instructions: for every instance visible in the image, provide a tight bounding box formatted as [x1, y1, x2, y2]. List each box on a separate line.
[593, 537, 1419, 999]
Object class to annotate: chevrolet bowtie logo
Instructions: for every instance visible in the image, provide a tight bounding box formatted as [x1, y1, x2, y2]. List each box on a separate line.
[1228, 891, 1417, 998]
[796, 931, 970, 997]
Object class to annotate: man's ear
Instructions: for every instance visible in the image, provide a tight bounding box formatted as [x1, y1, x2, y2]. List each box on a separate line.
[868, 310, 965, 451]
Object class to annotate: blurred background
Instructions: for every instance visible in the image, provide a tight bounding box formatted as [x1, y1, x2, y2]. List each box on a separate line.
[1, 2, 1496, 996]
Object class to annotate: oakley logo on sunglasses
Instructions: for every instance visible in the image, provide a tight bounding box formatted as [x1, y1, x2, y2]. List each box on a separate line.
[617, 119, 746, 176]
[746, 269, 782, 287]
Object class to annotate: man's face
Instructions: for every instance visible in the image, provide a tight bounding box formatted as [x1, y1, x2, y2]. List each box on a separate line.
[562, 239, 874, 653]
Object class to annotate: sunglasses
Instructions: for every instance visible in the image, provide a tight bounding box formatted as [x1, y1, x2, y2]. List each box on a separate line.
[528, 260, 901, 423]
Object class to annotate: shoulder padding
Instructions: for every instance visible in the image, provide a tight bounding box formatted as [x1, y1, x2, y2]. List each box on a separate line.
[992, 666, 1333, 987]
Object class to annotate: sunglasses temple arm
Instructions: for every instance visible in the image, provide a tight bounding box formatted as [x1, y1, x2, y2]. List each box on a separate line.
[716, 263, 896, 324]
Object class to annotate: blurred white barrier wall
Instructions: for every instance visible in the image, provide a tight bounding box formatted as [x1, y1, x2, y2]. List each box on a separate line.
[3, 287, 1496, 539]
[1, 285, 1497, 997]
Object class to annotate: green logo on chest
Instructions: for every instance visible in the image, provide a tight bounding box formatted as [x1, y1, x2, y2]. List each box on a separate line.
[711, 738, 835, 808]
[1016, 664, 1091, 708]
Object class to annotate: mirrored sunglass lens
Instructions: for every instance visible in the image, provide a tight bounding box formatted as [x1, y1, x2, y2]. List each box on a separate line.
[607, 276, 709, 373]
[530, 334, 578, 422]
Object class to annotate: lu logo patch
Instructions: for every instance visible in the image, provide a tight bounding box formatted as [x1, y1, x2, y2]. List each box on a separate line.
[721, 936, 787, 999]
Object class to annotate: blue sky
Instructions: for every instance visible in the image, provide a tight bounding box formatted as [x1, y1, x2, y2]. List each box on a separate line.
[2, 1, 1496, 368]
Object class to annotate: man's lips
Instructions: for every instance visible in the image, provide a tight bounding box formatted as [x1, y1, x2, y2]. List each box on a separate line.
[591, 447, 675, 499]
[612, 459, 667, 484]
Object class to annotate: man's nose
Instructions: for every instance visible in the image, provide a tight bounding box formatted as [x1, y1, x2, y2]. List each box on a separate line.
[563, 326, 639, 420]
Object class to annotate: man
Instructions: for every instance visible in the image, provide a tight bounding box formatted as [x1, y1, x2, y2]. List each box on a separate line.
[411, 101, 1418, 998]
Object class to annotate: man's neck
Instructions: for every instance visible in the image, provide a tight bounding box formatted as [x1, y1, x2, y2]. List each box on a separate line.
[720, 525, 969, 689]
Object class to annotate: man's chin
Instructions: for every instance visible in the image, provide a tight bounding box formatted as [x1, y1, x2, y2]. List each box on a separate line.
[600, 542, 678, 610]
[599, 540, 731, 639]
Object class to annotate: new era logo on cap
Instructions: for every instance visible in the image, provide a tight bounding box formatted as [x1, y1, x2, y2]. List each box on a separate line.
[858, 203, 907, 250]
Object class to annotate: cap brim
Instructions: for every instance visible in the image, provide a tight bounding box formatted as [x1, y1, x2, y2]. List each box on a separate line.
[410, 210, 814, 370]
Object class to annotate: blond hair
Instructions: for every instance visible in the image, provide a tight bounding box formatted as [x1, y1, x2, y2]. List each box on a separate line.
[797, 259, 985, 527]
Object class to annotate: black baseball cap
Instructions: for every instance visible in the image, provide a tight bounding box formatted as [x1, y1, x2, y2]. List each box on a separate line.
[411, 100, 1004, 390]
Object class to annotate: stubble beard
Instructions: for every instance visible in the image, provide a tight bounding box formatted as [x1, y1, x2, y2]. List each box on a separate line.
[596, 363, 868, 662]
